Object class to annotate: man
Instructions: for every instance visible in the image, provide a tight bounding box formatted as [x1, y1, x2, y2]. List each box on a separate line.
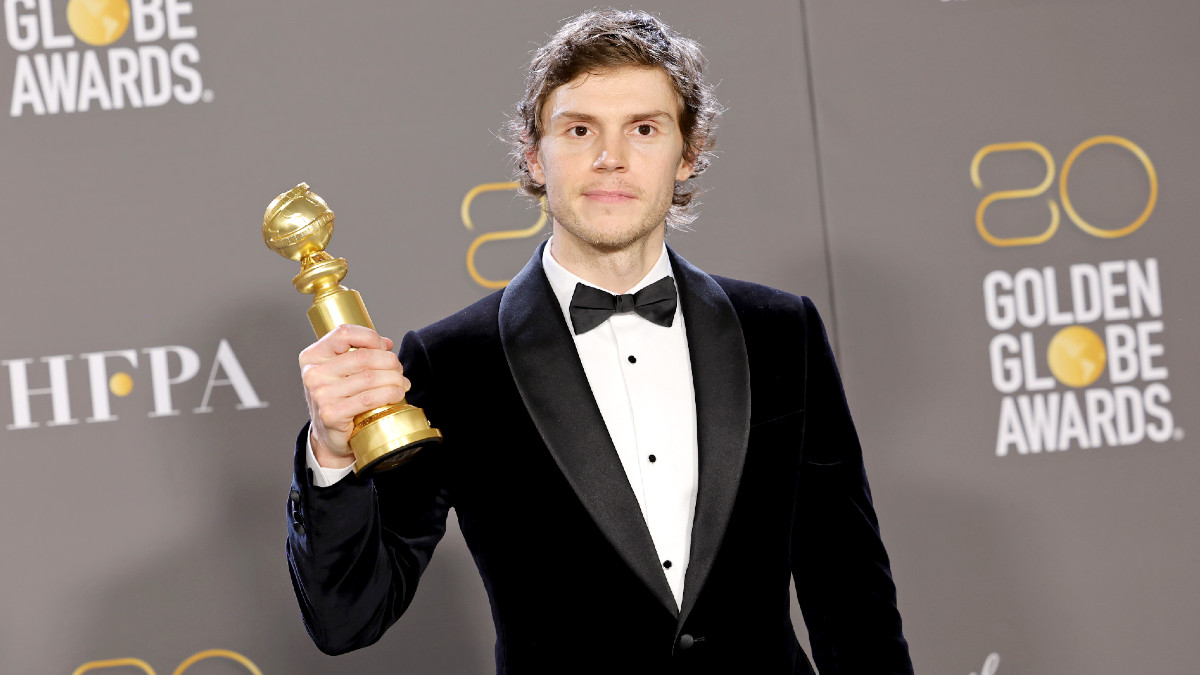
[287, 9, 913, 674]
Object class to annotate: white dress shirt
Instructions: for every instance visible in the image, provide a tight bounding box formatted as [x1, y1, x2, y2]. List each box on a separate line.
[308, 239, 699, 609]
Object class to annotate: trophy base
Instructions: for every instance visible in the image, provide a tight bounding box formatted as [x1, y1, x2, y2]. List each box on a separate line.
[350, 401, 443, 475]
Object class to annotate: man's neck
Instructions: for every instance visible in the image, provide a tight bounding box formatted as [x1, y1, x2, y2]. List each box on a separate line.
[549, 223, 666, 294]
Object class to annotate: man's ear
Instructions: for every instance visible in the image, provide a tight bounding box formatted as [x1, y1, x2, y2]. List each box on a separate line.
[527, 145, 546, 185]
[675, 153, 695, 182]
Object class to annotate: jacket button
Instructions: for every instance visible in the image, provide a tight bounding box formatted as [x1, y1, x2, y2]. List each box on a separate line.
[677, 633, 695, 650]
[289, 488, 300, 504]
[290, 497, 304, 535]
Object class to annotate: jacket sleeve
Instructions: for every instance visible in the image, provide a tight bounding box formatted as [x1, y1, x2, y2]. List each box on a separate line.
[285, 330, 451, 655]
[791, 297, 914, 674]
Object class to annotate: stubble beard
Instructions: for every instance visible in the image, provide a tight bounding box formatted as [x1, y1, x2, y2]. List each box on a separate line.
[545, 185, 674, 253]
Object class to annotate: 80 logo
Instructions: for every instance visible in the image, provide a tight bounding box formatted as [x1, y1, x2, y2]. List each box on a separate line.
[73, 649, 261, 674]
[971, 135, 1157, 247]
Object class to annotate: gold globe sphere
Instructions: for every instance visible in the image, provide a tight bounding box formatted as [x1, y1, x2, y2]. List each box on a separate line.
[263, 183, 335, 261]
[1047, 325, 1107, 388]
[67, 0, 130, 46]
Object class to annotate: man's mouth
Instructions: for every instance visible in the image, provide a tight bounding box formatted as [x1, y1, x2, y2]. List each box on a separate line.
[583, 189, 638, 203]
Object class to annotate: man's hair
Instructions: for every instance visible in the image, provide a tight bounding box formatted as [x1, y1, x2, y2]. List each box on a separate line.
[507, 8, 721, 229]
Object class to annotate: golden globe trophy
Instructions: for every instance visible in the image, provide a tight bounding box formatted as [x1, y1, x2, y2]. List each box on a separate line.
[263, 183, 442, 475]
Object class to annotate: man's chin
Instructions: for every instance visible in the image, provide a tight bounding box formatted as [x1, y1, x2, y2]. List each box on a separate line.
[564, 221, 660, 251]
[550, 203, 667, 252]
[585, 237, 642, 253]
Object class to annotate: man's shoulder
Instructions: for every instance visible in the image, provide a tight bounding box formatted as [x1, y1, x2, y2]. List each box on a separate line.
[413, 289, 505, 348]
[708, 274, 818, 327]
[670, 246, 820, 326]
[705, 275, 828, 375]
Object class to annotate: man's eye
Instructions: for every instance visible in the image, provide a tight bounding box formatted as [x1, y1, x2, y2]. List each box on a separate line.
[636, 124, 654, 135]
[572, 126, 588, 137]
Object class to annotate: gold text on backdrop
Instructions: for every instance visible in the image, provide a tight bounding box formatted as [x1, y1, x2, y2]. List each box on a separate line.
[73, 648, 262, 674]
[971, 135, 1157, 247]
[461, 182, 547, 289]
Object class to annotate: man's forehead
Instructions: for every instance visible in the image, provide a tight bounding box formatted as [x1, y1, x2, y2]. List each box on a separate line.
[542, 66, 683, 123]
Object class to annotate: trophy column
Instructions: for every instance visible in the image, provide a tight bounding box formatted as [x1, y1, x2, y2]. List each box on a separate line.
[263, 183, 442, 475]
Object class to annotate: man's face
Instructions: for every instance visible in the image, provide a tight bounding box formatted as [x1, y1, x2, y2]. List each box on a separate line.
[528, 66, 693, 252]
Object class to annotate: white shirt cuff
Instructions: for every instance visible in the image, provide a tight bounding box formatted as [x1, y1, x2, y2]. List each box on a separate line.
[305, 430, 356, 487]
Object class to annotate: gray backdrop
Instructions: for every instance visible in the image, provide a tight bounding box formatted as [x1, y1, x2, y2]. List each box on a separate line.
[2, 1, 1195, 673]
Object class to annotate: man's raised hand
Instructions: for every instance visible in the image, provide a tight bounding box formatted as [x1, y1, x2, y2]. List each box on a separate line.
[299, 324, 411, 469]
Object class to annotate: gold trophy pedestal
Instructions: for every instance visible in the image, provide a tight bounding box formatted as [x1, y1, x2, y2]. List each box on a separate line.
[347, 401, 442, 473]
[264, 183, 442, 475]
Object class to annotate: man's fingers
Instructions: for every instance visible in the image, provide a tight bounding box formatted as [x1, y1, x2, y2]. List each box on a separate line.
[300, 325, 392, 365]
[299, 326, 400, 461]
[313, 348, 403, 378]
[322, 385, 410, 422]
[313, 368, 410, 403]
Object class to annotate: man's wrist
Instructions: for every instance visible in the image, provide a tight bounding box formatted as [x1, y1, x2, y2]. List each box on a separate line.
[309, 427, 356, 470]
[306, 427, 356, 487]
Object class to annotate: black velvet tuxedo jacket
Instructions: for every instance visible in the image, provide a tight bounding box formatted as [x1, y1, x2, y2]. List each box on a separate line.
[286, 243, 913, 674]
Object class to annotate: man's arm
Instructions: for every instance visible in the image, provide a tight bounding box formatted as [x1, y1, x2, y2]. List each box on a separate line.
[286, 329, 451, 655]
[791, 298, 913, 673]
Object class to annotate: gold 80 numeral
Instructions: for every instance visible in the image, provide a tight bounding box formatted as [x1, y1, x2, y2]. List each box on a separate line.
[461, 182, 548, 289]
[971, 135, 1158, 247]
[73, 648, 262, 675]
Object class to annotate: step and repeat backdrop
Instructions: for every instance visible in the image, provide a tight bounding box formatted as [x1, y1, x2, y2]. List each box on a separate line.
[1, 1, 1196, 673]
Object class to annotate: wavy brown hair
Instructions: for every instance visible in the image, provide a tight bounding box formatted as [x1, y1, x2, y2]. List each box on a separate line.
[507, 9, 722, 229]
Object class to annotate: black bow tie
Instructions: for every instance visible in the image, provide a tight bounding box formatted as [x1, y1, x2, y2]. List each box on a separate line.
[569, 276, 678, 335]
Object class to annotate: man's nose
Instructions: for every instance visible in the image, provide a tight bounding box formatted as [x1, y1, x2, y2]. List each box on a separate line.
[592, 135, 627, 171]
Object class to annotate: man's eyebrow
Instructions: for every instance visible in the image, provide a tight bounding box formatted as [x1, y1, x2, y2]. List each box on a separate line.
[627, 110, 676, 123]
[549, 110, 677, 125]
[550, 111, 599, 124]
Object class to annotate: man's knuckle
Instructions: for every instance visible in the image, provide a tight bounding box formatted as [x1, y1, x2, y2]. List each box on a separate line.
[301, 368, 320, 388]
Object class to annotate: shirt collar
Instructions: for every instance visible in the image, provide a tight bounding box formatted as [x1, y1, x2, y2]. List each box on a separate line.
[541, 237, 675, 328]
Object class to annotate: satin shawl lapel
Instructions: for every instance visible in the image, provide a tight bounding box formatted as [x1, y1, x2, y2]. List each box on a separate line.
[669, 248, 752, 631]
[498, 241, 678, 617]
